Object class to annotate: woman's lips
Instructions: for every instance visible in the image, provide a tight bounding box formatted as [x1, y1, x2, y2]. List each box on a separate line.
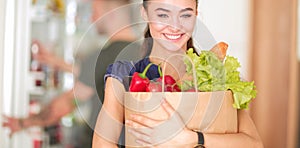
[163, 33, 184, 41]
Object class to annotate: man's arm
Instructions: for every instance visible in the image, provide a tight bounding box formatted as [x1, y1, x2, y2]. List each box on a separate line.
[3, 81, 95, 136]
[23, 89, 75, 128]
[2, 89, 75, 137]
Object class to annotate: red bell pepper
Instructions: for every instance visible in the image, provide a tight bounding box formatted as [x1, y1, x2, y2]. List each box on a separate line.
[129, 63, 153, 92]
[157, 65, 181, 92]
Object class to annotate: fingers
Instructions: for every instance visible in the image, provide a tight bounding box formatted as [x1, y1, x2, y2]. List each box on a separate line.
[126, 118, 143, 128]
[135, 139, 152, 147]
[126, 118, 154, 146]
[31, 40, 46, 52]
[126, 100, 186, 147]
[128, 114, 159, 127]
[126, 119, 153, 136]
[2, 115, 9, 126]
[127, 128, 152, 145]
[31, 40, 51, 59]
[2, 115, 19, 137]
[31, 41, 41, 54]
[2, 114, 10, 120]
[2, 122, 9, 127]
[2, 115, 12, 126]
[161, 99, 176, 118]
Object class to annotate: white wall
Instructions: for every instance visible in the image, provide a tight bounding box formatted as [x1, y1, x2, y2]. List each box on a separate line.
[196, 0, 251, 79]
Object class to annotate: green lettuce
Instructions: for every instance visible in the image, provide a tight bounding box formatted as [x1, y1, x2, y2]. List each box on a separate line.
[183, 48, 257, 109]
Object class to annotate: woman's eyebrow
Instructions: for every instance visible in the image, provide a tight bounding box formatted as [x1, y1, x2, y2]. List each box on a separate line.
[155, 7, 194, 13]
[180, 8, 194, 12]
[155, 8, 170, 12]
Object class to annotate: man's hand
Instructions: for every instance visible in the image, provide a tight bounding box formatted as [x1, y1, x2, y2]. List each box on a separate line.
[31, 40, 77, 74]
[2, 115, 24, 137]
[31, 40, 58, 68]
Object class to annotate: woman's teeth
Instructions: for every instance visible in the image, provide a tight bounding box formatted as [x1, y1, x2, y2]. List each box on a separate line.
[164, 34, 182, 40]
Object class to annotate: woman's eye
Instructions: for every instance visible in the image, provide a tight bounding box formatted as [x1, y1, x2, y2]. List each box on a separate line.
[157, 14, 169, 18]
[180, 14, 192, 18]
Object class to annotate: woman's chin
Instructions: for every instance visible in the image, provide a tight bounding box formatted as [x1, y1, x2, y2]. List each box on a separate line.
[165, 47, 183, 52]
[159, 40, 185, 52]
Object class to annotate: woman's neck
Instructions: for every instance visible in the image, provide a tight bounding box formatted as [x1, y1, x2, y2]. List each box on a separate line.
[149, 40, 187, 64]
[149, 41, 187, 80]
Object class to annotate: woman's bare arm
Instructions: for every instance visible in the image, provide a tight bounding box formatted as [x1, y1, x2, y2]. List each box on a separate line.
[203, 110, 263, 147]
[93, 77, 126, 148]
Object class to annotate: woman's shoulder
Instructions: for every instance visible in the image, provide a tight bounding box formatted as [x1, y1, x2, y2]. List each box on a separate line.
[104, 58, 156, 84]
[104, 60, 136, 83]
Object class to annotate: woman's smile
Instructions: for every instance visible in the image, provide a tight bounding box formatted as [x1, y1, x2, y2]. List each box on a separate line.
[163, 33, 185, 41]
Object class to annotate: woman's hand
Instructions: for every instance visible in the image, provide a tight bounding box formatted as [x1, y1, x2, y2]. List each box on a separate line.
[126, 99, 197, 147]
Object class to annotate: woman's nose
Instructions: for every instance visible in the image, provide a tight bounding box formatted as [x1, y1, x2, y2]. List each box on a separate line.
[168, 17, 182, 32]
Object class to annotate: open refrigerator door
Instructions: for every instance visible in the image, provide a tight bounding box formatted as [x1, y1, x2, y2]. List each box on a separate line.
[1, 0, 32, 147]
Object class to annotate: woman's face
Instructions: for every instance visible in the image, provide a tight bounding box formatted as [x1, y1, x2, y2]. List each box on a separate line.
[143, 0, 197, 52]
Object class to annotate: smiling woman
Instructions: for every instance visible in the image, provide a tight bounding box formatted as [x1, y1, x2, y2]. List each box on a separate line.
[92, 0, 263, 147]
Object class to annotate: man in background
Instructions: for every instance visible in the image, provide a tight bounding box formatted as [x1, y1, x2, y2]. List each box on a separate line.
[3, 0, 144, 147]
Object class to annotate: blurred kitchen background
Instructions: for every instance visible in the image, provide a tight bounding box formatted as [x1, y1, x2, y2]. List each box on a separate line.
[0, 0, 299, 148]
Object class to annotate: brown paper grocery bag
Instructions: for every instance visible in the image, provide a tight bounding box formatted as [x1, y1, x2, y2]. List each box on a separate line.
[124, 91, 237, 147]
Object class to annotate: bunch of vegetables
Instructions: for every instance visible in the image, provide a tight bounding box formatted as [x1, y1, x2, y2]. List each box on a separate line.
[181, 42, 257, 109]
[129, 42, 257, 109]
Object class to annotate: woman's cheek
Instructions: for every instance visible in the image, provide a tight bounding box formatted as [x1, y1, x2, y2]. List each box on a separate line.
[184, 27, 194, 37]
[150, 22, 168, 33]
[181, 19, 196, 34]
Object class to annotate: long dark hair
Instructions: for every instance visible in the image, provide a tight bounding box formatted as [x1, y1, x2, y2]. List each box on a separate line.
[142, 0, 198, 54]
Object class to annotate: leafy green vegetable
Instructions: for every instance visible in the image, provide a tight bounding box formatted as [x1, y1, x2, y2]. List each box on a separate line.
[183, 48, 257, 109]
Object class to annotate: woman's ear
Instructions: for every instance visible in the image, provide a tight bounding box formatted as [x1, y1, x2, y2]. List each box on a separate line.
[140, 6, 148, 21]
